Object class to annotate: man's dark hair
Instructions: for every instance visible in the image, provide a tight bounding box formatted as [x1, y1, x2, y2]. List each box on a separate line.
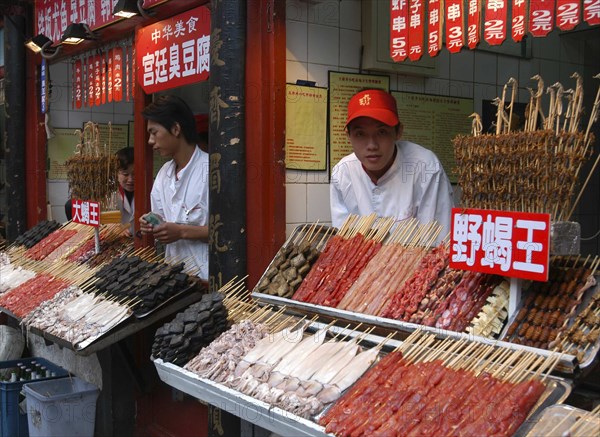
[116, 147, 134, 171]
[142, 95, 199, 144]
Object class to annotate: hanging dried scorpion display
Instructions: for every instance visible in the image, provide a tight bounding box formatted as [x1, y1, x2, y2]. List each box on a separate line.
[453, 73, 600, 222]
[65, 121, 119, 209]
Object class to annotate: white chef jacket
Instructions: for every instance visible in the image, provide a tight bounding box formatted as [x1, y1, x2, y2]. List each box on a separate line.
[117, 187, 134, 234]
[330, 141, 454, 241]
[151, 146, 209, 279]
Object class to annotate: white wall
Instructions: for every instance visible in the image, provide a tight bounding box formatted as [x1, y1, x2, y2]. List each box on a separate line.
[284, 0, 600, 249]
[46, 60, 134, 223]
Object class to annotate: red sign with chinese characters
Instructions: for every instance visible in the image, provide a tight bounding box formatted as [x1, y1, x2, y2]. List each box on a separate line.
[136, 6, 211, 94]
[467, 0, 481, 49]
[87, 55, 95, 108]
[408, 0, 424, 61]
[428, 0, 443, 56]
[113, 47, 124, 102]
[72, 200, 101, 227]
[584, 0, 600, 25]
[484, 0, 507, 45]
[512, 0, 527, 41]
[529, 0, 556, 37]
[450, 208, 551, 282]
[446, 0, 465, 53]
[74, 59, 83, 109]
[390, 0, 409, 61]
[556, 0, 581, 30]
[35, 0, 166, 42]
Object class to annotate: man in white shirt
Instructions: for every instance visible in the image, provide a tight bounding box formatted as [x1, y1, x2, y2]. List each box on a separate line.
[330, 89, 453, 239]
[139, 95, 209, 279]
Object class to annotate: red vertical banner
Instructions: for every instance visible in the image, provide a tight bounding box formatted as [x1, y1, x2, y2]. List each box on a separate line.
[87, 55, 95, 107]
[74, 59, 83, 109]
[583, 0, 600, 25]
[390, 0, 409, 62]
[130, 44, 135, 101]
[529, 0, 555, 37]
[512, 0, 527, 41]
[125, 45, 131, 102]
[94, 54, 102, 107]
[101, 52, 107, 105]
[113, 47, 123, 102]
[408, 0, 424, 60]
[446, 0, 465, 53]
[107, 48, 114, 103]
[467, 0, 481, 49]
[556, 0, 580, 30]
[428, 0, 443, 57]
[484, 0, 507, 45]
[71, 59, 76, 109]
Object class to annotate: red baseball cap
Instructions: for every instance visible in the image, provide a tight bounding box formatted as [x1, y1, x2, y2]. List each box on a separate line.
[345, 89, 399, 128]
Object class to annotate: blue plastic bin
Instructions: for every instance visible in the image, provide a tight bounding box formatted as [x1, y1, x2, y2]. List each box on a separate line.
[23, 376, 99, 437]
[0, 357, 69, 437]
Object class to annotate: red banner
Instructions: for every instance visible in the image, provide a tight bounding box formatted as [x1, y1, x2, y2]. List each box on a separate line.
[512, 0, 527, 41]
[113, 47, 124, 102]
[583, 0, 600, 25]
[107, 49, 113, 103]
[484, 0, 507, 45]
[72, 200, 101, 227]
[450, 208, 550, 282]
[529, 0, 556, 37]
[94, 54, 102, 107]
[408, 0, 424, 61]
[87, 55, 95, 107]
[74, 59, 83, 109]
[390, 0, 409, 61]
[408, 0, 424, 60]
[136, 6, 211, 94]
[446, 0, 465, 53]
[556, 0, 581, 30]
[101, 53, 107, 105]
[427, 0, 443, 57]
[467, 0, 481, 49]
[35, 0, 166, 42]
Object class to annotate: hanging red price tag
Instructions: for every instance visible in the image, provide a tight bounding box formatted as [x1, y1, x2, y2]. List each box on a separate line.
[556, 0, 581, 30]
[390, 0, 409, 61]
[408, 0, 424, 61]
[94, 54, 102, 107]
[107, 49, 113, 103]
[446, 0, 465, 53]
[512, 0, 527, 41]
[101, 53, 106, 105]
[529, 0, 556, 37]
[87, 55, 95, 107]
[113, 47, 123, 102]
[467, 0, 481, 49]
[427, 0, 443, 57]
[583, 0, 600, 25]
[484, 0, 507, 45]
[74, 59, 82, 109]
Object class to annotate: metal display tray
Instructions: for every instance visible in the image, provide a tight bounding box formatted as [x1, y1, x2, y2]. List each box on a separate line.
[252, 292, 578, 373]
[155, 323, 572, 437]
[516, 404, 599, 437]
[154, 359, 332, 437]
[498, 275, 600, 372]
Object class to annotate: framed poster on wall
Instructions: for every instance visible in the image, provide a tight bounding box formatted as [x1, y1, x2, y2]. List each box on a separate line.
[392, 91, 473, 183]
[328, 71, 390, 174]
[285, 84, 328, 171]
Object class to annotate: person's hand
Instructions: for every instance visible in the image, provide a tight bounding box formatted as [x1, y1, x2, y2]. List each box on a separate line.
[152, 222, 182, 244]
[139, 216, 154, 235]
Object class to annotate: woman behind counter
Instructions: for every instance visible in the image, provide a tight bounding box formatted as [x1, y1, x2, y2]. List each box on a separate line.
[139, 95, 209, 280]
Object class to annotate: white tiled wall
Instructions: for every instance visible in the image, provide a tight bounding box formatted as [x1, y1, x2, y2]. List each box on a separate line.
[47, 57, 135, 223]
[285, 0, 600, 244]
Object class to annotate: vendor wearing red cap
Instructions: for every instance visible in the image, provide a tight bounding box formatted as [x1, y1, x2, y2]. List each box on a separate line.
[330, 89, 453, 239]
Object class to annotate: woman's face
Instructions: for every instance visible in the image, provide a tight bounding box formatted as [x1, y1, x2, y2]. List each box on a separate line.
[118, 164, 134, 192]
